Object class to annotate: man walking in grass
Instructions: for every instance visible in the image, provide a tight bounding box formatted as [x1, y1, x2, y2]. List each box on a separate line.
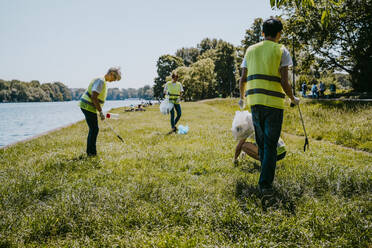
[238, 18, 299, 195]
[164, 72, 183, 134]
[79, 67, 121, 156]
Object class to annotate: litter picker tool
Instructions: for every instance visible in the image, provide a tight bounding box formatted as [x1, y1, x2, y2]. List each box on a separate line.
[297, 104, 309, 152]
[104, 120, 124, 143]
[291, 36, 309, 152]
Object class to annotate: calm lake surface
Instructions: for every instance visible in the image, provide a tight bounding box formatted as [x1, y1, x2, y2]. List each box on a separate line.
[0, 100, 145, 148]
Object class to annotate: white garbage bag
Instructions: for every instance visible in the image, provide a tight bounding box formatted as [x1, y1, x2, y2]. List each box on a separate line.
[159, 99, 174, 115]
[231, 111, 254, 140]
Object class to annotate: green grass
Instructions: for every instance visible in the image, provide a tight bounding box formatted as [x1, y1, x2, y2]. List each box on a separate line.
[206, 98, 372, 153]
[0, 99, 371, 247]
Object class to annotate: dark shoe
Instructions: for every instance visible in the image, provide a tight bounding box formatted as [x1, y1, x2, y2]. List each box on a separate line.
[258, 185, 274, 197]
[87, 153, 97, 157]
[259, 185, 276, 209]
[167, 128, 177, 135]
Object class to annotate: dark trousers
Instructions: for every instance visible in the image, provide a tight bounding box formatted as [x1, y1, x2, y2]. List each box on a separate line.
[81, 108, 99, 155]
[170, 104, 182, 128]
[251, 105, 283, 189]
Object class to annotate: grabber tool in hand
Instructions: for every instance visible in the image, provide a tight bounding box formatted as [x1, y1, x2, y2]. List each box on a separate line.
[104, 120, 124, 143]
[297, 104, 309, 152]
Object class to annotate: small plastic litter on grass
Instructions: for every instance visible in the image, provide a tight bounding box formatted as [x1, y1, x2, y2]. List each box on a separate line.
[178, 125, 189, 134]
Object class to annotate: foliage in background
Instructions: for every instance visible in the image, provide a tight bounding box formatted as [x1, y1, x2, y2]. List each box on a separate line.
[154, 38, 238, 99]
[175, 47, 200, 66]
[0, 79, 154, 103]
[241, 18, 263, 51]
[153, 55, 184, 99]
[71, 86, 154, 101]
[0, 79, 71, 102]
[174, 58, 217, 101]
[273, 0, 372, 92]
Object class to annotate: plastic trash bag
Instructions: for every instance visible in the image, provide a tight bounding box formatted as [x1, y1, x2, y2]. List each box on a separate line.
[177, 125, 189, 134]
[231, 111, 254, 140]
[159, 99, 174, 115]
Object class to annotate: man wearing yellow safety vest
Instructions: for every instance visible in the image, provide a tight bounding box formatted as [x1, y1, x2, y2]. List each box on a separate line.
[238, 18, 299, 196]
[164, 72, 183, 134]
[79, 67, 121, 156]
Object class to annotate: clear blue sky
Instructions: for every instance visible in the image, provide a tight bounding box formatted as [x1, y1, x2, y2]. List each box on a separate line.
[0, 0, 279, 89]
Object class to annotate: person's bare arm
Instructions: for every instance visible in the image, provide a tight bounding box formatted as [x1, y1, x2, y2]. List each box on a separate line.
[280, 66, 295, 101]
[91, 91, 102, 113]
[234, 139, 246, 161]
[239, 68, 248, 99]
[241, 142, 260, 161]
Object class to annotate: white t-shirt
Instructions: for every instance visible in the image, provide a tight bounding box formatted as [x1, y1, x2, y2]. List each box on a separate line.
[241, 46, 293, 69]
[91, 78, 104, 94]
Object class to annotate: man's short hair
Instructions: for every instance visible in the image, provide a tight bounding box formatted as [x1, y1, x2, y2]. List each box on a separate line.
[262, 18, 283, 38]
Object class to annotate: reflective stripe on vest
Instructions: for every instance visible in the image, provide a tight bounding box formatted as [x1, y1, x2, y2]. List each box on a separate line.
[244, 40, 285, 109]
[166, 82, 181, 103]
[85, 92, 104, 104]
[79, 78, 107, 113]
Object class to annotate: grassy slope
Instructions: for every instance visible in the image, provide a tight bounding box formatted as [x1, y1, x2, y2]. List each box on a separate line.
[0, 99, 371, 247]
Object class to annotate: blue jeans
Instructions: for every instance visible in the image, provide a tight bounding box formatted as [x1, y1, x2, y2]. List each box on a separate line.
[81, 108, 99, 155]
[170, 103, 181, 129]
[251, 105, 283, 189]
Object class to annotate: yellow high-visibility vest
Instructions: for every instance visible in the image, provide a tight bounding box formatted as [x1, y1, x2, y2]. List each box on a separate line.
[166, 81, 182, 103]
[244, 40, 285, 109]
[79, 78, 107, 113]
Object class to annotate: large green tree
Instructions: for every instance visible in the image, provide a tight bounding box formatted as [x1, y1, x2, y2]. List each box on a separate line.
[273, 0, 372, 91]
[196, 39, 238, 97]
[174, 58, 217, 101]
[153, 55, 184, 98]
[214, 41, 238, 97]
[197, 38, 219, 55]
[241, 18, 263, 51]
[175, 47, 200, 66]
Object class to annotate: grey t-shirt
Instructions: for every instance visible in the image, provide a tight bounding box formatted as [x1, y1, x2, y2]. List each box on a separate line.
[91, 78, 104, 94]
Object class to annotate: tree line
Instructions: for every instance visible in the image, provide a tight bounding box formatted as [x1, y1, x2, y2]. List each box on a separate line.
[0, 79, 154, 103]
[153, 38, 239, 101]
[153, 0, 371, 101]
[71, 85, 153, 101]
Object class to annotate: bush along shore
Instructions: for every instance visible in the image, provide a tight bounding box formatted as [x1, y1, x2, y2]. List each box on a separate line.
[0, 99, 371, 247]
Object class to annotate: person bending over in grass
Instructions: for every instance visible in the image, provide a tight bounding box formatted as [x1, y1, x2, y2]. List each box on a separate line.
[79, 67, 122, 156]
[234, 136, 286, 165]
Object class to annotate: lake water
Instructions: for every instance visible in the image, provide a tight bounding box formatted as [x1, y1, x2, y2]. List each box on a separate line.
[0, 100, 145, 148]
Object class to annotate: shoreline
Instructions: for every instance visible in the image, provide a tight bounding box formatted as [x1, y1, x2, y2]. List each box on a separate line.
[0, 100, 152, 150]
[0, 121, 83, 150]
